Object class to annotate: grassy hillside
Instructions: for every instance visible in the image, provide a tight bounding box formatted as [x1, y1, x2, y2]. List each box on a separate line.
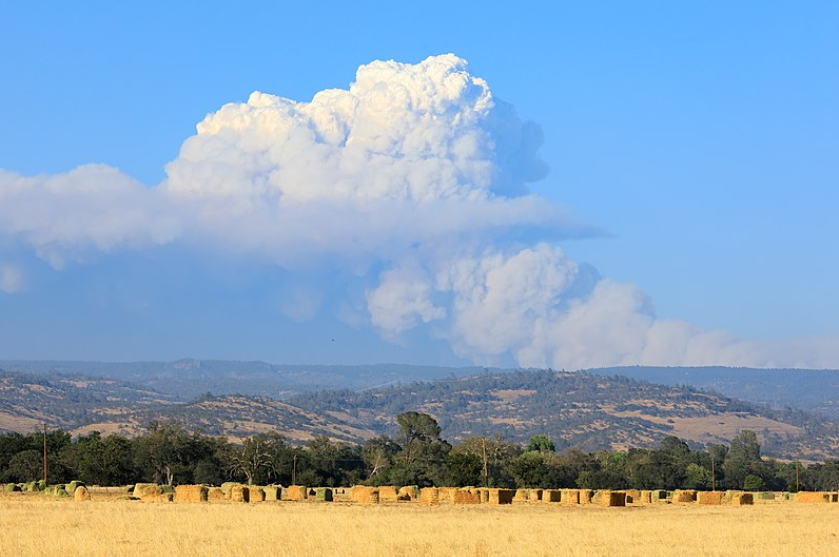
[291, 369, 839, 460]
[3, 366, 839, 459]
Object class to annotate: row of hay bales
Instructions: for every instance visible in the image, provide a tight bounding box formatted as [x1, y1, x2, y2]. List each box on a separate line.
[129, 483, 338, 504]
[3, 480, 90, 501]
[343, 487, 838, 507]
[26, 481, 839, 507]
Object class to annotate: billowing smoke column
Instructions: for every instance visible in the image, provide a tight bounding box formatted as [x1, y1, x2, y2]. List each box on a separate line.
[0, 55, 834, 368]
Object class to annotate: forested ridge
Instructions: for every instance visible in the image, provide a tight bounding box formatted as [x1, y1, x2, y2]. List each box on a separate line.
[4, 368, 839, 461]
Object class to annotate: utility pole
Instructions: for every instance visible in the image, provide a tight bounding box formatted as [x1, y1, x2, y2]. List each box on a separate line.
[482, 436, 489, 488]
[42, 423, 48, 484]
[292, 454, 297, 486]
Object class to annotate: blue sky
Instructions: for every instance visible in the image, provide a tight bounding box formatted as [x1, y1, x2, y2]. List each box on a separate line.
[0, 2, 836, 367]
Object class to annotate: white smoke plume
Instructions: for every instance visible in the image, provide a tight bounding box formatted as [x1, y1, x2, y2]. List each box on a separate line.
[0, 54, 834, 369]
[0, 165, 177, 268]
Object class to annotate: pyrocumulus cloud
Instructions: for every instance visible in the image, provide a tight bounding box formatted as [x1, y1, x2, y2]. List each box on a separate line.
[0, 54, 834, 369]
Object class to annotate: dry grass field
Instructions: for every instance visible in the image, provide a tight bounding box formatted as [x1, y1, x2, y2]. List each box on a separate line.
[2, 491, 839, 556]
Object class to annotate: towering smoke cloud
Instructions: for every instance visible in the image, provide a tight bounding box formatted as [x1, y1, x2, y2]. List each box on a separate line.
[0, 54, 834, 368]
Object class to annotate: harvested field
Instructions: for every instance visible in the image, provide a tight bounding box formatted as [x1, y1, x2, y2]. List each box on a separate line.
[2, 491, 839, 556]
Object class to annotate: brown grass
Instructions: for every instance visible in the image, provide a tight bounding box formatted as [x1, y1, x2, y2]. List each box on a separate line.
[8, 491, 838, 556]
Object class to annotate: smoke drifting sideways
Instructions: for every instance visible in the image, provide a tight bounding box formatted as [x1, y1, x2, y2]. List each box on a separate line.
[0, 54, 835, 369]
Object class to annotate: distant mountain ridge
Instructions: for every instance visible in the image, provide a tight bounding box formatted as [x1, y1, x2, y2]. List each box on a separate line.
[3, 365, 839, 462]
[585, 366, 839, 419]
[2, 359, 838, 420]
[0, 359, 489, 400]
[289, 369, 839, 461]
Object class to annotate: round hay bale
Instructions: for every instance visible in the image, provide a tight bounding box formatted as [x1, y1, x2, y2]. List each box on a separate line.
[74, 486, 91, 501]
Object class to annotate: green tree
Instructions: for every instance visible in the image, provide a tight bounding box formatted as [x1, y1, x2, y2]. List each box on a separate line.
[723, 430, 763, 489]
[684, 463, 712, 490]
[361, 436, 401, 483]
[133, 422, 218, 485]
[225, 432, 288, 485]
[509, 451, 546, 488]
[743, 474, 766, 491]
[61, 432, 134, 486]
[395, 411, 450, 486]
[526, 435, 556, 453]
[451, 435, 521, 488]
[445, 452, 483, 487]
[4, 449, 42, 483]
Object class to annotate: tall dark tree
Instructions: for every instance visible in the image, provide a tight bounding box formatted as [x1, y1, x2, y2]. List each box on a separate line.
[395, 411, 450, 486]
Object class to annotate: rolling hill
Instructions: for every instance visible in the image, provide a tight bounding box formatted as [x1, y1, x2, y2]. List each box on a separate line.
[290, 369, 839, 461]
[4, 366, 837, 460]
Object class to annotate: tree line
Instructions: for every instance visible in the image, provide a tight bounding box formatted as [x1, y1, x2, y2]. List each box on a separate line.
[2, 412, 839, 491]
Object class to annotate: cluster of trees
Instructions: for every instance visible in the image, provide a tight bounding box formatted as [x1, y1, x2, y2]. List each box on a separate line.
[2, 412, 839, 491]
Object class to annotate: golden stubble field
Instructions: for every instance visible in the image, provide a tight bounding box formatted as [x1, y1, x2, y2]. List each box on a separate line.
[2, 491, 839, 556]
